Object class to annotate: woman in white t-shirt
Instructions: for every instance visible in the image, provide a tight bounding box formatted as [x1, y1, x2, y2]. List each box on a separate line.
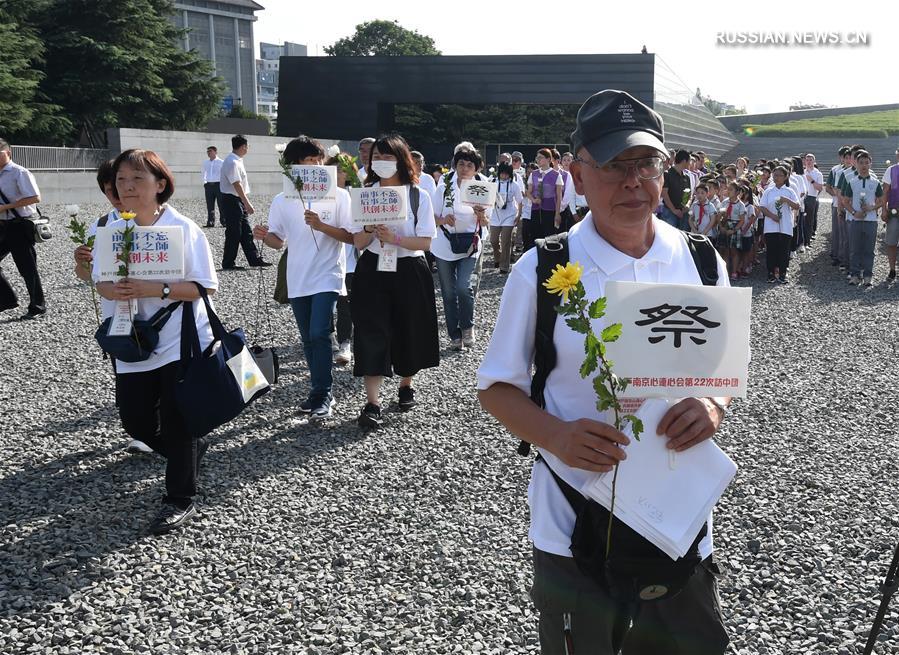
[253, 137, 354, 419]
[759, 165, 801, 283]
[350, 134, 439, 429]
[94, 149, 218, 535]
[489, 162, 523, 274]
[433, 147, 491, 350]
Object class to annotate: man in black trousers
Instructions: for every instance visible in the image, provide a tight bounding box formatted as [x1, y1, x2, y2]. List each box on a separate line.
[202, 145, 224, 227]
[220, 135, 269, 270]
[0, 139, 46, 318]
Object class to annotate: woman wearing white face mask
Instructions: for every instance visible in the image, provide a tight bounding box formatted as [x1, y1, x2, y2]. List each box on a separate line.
[433, 147, 491, 350]
[350, 134, 439, 429]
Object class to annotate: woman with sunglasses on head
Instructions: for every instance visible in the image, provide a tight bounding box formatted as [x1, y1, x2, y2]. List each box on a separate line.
[350, 134, 439, 429]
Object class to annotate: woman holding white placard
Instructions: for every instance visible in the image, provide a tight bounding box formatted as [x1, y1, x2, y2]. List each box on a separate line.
[93, 149, 218, 535]
[433, 147, 491, 351]
[351, 134, 439, 429]
[253, 136, 354, 419]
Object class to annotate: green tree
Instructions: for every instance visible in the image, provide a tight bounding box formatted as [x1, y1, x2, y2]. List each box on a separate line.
[325, 20, 441, 56]
[0, 5, 70, 142]
[33, 0, 223, 144]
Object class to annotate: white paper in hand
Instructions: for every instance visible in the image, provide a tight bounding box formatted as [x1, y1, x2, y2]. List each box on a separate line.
[581, 398, 737, 559]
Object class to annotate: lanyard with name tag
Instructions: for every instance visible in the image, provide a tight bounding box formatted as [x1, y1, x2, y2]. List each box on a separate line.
[377, 244, 398, 272]
[108, 299, 140, 336]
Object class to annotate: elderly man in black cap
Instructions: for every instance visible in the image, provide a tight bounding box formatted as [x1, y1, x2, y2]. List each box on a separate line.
[477, 90, 731, 654]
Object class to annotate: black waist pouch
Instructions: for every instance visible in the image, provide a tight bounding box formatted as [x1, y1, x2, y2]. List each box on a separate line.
[541, 457, 706, 602]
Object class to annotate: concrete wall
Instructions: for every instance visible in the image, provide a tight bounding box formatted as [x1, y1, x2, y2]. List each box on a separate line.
[32, 128, 357, 204]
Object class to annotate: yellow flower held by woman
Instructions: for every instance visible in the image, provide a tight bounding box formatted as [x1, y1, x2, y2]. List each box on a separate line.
[543, 261, 583, 301]
[120, 211, 136, 221]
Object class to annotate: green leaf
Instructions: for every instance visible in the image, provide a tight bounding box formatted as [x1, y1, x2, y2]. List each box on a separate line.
[588, 297, 607, 319]
[623, 415, 644, 441]
[596, 398, 615, 413]
[579, 354, 597, 379]
[618, 377, 629, 392]
[86, 235, 95, 249]
[593, 377, 614, 404]
[601, 323, 623, 343]
[565, 315, 590, 334]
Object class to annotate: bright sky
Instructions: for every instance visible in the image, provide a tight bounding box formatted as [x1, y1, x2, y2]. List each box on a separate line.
[254, 0, 895, 115]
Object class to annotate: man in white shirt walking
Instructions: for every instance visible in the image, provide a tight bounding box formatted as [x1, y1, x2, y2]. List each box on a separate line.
[220, 135, 268, 270]
[202, 146, 224, 227]
[802, 153, 824, 246]
[478, 90, 730, 655]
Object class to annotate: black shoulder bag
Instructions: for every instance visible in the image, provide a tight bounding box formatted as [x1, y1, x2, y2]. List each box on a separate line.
[523, 231, 719, 604]
[0, 187, 51, 242]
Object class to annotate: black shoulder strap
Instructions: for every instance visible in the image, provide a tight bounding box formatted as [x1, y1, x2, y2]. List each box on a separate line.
[0, 188, 22, 220]
[682, 232, 720, 286]
[410, 185, 420, 228]
[520, 232, 569, 456]
[97, 212, 111, 228]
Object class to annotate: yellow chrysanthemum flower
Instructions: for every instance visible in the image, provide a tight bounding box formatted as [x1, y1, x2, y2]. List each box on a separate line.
[120, 211, 136, 221]
[543, 261, 583, 301]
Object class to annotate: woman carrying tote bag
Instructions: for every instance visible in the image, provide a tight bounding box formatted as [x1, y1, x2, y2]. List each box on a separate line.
[94, 149, 218, 535]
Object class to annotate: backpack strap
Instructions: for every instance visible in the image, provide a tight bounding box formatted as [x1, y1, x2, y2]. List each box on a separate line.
[410, 185, 420, 228]
[97, 212, 111, 228]
[520, 232, 569, 456]
[682, 232, 719, 286]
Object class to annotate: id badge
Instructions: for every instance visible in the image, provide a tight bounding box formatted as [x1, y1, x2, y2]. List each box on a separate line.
[108, 299, 139, 336]
[377, 244, 398, 272]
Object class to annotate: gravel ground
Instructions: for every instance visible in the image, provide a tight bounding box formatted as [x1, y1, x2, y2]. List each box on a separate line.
[1, 196, 899, 654]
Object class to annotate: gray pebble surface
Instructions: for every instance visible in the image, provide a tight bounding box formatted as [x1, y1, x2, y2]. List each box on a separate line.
[1, 196, 898, 654]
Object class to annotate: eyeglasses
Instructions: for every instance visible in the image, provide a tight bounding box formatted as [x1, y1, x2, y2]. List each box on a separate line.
[575, 156, 665, 182]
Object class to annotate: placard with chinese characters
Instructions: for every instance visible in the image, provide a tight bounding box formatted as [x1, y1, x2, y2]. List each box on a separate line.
[460, 179, 498, 207]
[94, 226, 185, 281]
[284, 165, 337, 202]
[602, 281, 751, 398]
[350, 186, 409, 226]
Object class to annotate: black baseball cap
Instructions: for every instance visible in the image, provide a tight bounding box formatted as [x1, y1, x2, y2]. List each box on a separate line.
[570, 90, 666, 165]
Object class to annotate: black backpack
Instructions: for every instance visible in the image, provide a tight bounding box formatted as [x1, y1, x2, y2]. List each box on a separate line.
[523, 229, 720, 607]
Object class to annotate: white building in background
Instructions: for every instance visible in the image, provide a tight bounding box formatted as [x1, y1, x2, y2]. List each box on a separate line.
[256, 42, 307, 129]
[170, 0, 264, 113]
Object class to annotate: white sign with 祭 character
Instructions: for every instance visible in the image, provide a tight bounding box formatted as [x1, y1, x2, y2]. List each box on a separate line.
[460, 179, 498, 207]
[602, 281, 751, 398]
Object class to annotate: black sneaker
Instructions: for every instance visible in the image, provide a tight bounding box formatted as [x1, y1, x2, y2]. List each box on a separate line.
[21, 309, 46, 320]
[779, 276, 788, 284]
[889, 270, 896, 281]
[357, 403, 383, 429]
[767, 276, 776, 283]
[250, 260, 273, 268]
[149, 502, 197, 535]
[398, 386, 417, 412]
[310, 394, 335, 419]
[299, 397, 314, 414]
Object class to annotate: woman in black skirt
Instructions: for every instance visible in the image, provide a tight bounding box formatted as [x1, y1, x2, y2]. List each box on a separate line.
[350, 134, 440, 429]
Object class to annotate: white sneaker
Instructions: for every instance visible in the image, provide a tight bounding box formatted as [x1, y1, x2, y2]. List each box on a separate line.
[462, 328, 475, 347]
[798, 244, 806, 253]
[451, 338, 464, 351]
[330, 333, 340, 353]
[335, 340, 352, 365]
[125, 439, 153, 454]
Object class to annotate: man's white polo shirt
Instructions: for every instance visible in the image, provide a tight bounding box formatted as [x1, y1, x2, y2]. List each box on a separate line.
[477, 215, 729, 560]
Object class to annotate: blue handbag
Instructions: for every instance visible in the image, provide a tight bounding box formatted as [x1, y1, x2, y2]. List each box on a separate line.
[174, 284, 270, 438]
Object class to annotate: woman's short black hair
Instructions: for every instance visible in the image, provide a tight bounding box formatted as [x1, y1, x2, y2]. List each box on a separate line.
[96, 159, 116, 192]
[453, 148, 483, 171]
[283, 135, 325, 164]
[497, 162, 513, 178]
[364, 134, 418, 186]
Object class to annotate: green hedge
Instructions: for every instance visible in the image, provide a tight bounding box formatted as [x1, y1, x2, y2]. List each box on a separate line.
[741, 109, 899, 138]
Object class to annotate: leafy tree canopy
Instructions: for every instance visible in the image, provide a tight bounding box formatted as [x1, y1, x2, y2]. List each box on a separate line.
[325, 20, 440, 56]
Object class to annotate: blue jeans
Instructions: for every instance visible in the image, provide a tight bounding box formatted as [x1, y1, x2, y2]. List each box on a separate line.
[435, 256, 477, 340]
[289, 292, 339, 398]
[660, 205, 686, 230]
